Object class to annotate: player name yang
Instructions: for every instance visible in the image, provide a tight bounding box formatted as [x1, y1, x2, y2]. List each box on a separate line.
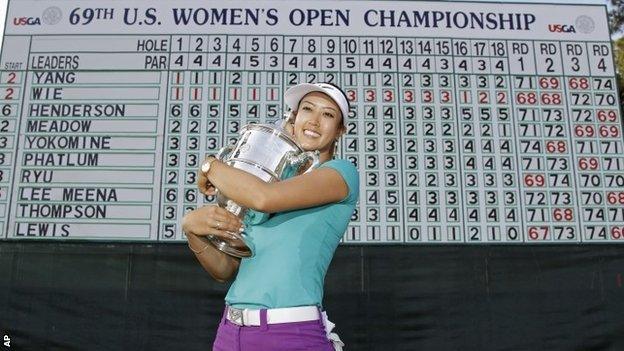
[33, 71, 76, 84]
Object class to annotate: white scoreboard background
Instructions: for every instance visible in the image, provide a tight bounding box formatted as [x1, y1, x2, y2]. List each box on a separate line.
[0, 0, 622, 244]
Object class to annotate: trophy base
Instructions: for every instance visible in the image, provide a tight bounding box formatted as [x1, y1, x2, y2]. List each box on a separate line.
[207, 234, 252, 258]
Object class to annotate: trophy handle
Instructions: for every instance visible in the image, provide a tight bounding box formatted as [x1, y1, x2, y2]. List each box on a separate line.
[216, 144, 234, 161]
[286, 150, 320, 174]
[302, 150, 320, 174]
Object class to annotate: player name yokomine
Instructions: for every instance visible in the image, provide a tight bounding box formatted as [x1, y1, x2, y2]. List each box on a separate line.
[25, 136, 111, 149]
[29, 104, 125, 117]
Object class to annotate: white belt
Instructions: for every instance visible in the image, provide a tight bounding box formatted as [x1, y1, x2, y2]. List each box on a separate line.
[225, 305, 320, 326]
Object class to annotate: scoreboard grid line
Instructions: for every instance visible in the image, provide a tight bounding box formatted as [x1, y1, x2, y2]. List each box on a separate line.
[155, 34, 173, 241]
[559, 42, 586, 243]
[4, 36, 32, 239]
[0, 1, 622, 243]
[450, 44, 468, 243]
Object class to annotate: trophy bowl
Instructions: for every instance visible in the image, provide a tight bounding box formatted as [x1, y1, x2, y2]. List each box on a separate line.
[207, 122, 318, 258]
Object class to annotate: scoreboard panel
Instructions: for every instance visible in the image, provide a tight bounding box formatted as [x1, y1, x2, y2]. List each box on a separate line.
[0, 0, 622, 243]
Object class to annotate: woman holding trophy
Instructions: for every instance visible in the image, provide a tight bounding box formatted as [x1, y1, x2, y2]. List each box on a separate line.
[182, 82, 359, 351]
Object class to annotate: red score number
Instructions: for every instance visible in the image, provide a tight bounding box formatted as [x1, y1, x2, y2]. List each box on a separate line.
[422, 90, 433, 103]
[346, 89, 357, 102]
[574, 125, 595, 137]
[478, 91, 489, 104]
[365, 89, 376, 102]
[540, 93, 562, 105]
[607, 192, 624, 205]
[383, 89, 394, 102]
[524, 174, 545, 187]
[597, 110, 618, 123]
[578, 157, 599, 170]
[528, 226, 549, 240]
[539, 77, 560, 89]
[568, 77, 589, 90]
[3, 88, 14, 100]
[440, 90, 451, 103]
[611, 227, 624, 240]
[6, 72, 16, 84]
[598, 125, 620, 138]
[546, 140, 567, 153]
[516, 92, 537, 105]
[552, 208, 573, 221]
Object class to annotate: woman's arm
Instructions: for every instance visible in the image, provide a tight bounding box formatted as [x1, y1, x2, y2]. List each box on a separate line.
[182, 205, 243, 283]
[199, 159, 349, 213]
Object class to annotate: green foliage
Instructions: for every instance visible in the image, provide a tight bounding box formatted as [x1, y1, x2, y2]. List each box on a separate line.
[615, 37, 624, 71]
[609, 0, 624, 34]
[615, 37, 624, 113]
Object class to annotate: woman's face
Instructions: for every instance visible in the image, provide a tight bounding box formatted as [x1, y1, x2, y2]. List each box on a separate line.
[292, 92, 345, 160]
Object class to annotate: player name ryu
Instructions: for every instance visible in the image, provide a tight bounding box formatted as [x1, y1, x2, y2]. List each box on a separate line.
[25, 135, 111, 149]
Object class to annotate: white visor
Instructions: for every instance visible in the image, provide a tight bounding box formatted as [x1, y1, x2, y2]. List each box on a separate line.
[284, 83, 349, 125]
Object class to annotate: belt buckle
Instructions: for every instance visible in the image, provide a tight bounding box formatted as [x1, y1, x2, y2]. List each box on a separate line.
[228, 307, 244, 326]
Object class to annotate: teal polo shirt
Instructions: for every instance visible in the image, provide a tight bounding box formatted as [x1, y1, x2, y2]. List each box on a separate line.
[225, 159, 359, 309]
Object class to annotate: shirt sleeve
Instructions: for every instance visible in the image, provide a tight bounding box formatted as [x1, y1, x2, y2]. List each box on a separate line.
[319, 159, 360, 204]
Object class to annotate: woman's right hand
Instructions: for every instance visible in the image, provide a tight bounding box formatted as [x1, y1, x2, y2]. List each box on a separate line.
[182, 205, 245, 242]
[198, 156, 218, 196]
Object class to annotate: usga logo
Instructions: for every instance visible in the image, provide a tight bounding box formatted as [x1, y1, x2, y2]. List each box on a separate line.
[548, 24, 576, 33]
[13, 16, 41, 25]
[548, 15, 595, 34]
[13, 7, 62, 26]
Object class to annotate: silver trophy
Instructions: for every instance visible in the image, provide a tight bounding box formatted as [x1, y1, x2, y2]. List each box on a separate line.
[207, 119, 319, 258]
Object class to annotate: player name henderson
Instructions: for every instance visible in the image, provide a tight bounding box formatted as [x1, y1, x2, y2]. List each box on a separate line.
[29, 104, 125, 117]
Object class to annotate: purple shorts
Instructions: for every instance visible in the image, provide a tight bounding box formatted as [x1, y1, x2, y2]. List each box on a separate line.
[212, 308, 334, 351]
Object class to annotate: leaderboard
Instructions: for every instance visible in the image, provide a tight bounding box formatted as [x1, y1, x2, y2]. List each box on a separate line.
[0, 0, 623, 244]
